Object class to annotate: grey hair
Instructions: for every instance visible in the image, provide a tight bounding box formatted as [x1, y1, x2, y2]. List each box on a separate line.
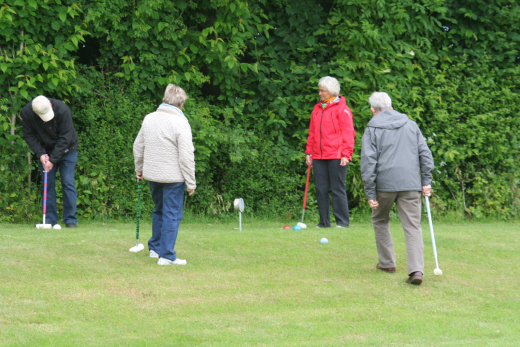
[318, 76, 340, 96]
[163, 84, 187, 107]
[368, 92, 392, 112]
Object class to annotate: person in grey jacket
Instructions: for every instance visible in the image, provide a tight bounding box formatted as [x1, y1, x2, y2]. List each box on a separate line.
[133, 84, 196, 266]
[360, 92, 434, 285]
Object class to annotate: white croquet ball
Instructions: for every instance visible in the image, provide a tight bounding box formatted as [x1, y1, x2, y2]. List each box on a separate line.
[53, 224, 62, 229]
[434, 268, 443, 276]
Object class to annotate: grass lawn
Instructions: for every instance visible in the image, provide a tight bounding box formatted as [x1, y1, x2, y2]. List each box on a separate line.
[1, 217, 519, 346]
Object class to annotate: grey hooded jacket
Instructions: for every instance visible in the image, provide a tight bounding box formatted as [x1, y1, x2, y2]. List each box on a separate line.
[360, 109, 434, 201]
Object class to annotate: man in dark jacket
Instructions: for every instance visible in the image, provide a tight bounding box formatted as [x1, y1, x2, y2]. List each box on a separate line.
[360, 92, 434, 285]
[22, 96, 79, 228]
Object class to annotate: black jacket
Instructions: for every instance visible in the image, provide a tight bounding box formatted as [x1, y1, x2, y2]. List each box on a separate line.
[21, 98, 79, 163]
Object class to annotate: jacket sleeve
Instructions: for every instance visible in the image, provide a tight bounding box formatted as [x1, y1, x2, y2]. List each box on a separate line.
[133, 126, 145, 173]
[339, 104, 355, 160]
[49, 105, 76, 163]
[22, 112, 47, 159]
[416, 125, 435, 186]
[177, 120, 197, 190]
[360, 127, 378, 201]
[305, 110, 315, 155]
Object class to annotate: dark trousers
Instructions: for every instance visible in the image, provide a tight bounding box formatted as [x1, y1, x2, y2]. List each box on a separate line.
[148, 181, 186, 261]
[313, 159, 350, 227]
[38, 150, 78, 225]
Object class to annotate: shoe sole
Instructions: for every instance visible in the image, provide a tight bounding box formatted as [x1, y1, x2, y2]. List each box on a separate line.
[157, 259, 187, 265]
[157, 260, 172, 265]
[408, 277, 423, 285]
[376, 264, 396, 273]
[406, 278, 422, 286]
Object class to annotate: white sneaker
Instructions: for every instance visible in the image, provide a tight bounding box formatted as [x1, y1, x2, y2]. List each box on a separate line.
[150, 250, 159, 258]
[157, 257, 187, 265]
[335, 225, 348, 228]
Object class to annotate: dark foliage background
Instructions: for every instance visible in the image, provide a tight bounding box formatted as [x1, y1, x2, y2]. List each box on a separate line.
[1, 0, 519, 223]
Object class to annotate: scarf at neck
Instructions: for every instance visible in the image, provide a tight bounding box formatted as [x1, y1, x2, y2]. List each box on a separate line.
[320, 96, 336, 109]
[160, 103, 184, 116]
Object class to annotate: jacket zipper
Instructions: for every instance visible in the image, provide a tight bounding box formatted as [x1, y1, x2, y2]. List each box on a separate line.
[319, 109, 324, 158]
[318, 100, 339, 158]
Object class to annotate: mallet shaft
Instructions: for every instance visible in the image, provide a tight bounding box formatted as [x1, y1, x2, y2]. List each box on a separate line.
[425, 196, 440, 269]
[301, 164, 311, 223]
[136, 180, 142, 241]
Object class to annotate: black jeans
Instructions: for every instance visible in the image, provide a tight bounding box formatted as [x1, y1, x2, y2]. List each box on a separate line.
[313, 159, 350, 227]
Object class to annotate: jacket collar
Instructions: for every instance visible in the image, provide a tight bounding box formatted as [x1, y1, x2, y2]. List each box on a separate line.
[157, 105, 184, 117]
[315, 95, 345, 110]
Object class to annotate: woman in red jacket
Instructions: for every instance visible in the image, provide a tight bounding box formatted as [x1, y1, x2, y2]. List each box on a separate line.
[306, 76, 355, 228]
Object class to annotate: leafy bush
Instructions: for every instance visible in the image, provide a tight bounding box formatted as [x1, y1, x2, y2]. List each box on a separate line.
[409, 55, 520, 218]
[1, 0, 519, 222]
[0, 131, 38, 223]
[69, 69, 157, 220]
[66, 71, 309, 220]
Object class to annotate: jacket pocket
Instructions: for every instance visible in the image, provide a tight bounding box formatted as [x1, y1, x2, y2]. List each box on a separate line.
[329, 113, 337, 133]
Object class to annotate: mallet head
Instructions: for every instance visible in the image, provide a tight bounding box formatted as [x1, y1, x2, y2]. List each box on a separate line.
[129, 243, 145, 252]
[36, 224, 52, 229]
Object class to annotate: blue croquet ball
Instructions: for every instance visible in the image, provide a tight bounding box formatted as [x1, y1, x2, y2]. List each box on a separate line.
[293, 225, 301, 231]
[320, 238, 329, 244]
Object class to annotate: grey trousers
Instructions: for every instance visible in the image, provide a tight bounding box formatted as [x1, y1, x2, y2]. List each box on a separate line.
[371, 191, 424, 275]
[313, 159, 349, 227]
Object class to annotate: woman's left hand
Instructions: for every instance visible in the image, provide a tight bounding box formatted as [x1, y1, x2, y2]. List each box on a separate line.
[306, 155, 313, 167]
[340, 157, 349, 166]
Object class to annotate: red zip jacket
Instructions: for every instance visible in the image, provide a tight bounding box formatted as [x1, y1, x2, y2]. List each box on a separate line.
[305, 95, 355, 160]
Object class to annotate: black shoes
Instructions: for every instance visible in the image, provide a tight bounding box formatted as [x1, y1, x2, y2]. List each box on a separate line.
[376, 263, 396, 273]
[66, 223, 78, 228]
[405, 271, 423, 285]
[377, 263, 423, 285]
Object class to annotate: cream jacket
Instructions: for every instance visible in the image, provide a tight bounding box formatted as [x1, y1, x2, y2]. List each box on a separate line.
[133, 105, 196, 189]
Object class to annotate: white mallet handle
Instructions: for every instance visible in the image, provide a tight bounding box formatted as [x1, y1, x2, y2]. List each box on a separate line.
[425, 196, 440, 270]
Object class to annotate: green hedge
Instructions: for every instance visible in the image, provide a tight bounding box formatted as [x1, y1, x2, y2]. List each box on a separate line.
[69, 70, 309, 221]
[1, 0, 519, 223]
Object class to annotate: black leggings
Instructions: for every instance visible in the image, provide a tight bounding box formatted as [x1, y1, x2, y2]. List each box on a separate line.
[313, 159, 350, 227]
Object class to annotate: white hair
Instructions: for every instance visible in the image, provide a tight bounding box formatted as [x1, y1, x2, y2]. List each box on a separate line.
[368, 92, 392, 111]
[163, 84, 187, 107]
[318, 76, 340, 96]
